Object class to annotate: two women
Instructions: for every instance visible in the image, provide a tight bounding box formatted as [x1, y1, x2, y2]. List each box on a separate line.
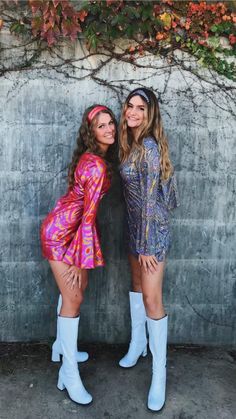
[41, 88, 178, 410]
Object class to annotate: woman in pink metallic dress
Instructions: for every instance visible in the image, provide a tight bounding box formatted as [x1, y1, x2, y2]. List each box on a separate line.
[41, 105, 116, 405]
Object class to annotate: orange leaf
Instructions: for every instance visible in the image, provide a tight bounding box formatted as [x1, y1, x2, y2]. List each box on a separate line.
[156, 32, 164, 41]
[231, 14, 236, 23]
[185, 21, 191, 30]
[78, 10, 88, 22]
[0, 19, 3, 30]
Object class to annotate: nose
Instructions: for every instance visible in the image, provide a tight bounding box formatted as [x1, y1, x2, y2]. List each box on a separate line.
[106, 124, 113, 132]
[129, 108, 136, 116]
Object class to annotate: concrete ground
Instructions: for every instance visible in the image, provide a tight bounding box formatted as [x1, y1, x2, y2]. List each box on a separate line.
[0, 343, 235, 419]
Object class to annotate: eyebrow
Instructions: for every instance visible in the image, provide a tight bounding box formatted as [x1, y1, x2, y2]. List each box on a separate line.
[128, 101, 145, 107]
[97, 119, 113, 126]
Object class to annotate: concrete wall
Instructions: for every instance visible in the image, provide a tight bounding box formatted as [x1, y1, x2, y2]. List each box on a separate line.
[0, 33, 236, 345]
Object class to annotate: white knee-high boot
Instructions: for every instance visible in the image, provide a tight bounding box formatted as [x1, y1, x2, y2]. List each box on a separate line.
[147, 315, 168, 411]
[119, 291, 147, 368]
[57, 316, 92, 405]
[51, 295, 89, 363]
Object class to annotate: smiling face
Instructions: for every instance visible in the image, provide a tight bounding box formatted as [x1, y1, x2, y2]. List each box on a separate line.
[93, 112, 116, 153]
[125, 95, 148, 134]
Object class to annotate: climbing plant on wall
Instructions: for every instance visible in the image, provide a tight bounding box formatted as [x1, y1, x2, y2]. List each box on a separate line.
[0, 0, 235, 80]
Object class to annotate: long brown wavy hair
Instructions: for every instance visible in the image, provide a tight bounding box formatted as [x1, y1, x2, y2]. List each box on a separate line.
[68, 105, 117, 187]
[119, 88, 173, 181]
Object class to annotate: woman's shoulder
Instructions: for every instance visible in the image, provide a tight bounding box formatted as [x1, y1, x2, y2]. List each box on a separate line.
[143, 136, 159, 153]
[78, 152, 106, 175]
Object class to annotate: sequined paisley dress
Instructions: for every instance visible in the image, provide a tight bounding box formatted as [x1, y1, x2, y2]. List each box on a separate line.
[41, 153, 110, 269]
[119, 137, 179, 261]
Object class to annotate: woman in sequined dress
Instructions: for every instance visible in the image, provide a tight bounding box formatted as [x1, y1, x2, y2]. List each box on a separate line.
[119, 88, 179, 411]
[41, 105, 116, 405]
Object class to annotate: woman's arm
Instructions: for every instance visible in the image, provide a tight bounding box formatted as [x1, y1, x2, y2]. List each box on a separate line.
[62, 157, 107, 274]
[137, 139, 160, 272]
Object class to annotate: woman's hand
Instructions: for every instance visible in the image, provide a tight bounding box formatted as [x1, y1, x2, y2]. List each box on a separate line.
[62, 265, 82, 289]
[138, 254, 158, 273]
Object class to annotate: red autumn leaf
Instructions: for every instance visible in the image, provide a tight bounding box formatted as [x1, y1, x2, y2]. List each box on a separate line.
[52, 0, 60, 7]
[161, 0, 173, 5]
[138, 45, 144, 56]
[153, 4, 161, 16]
[45, 28, 57, 46]
[229, 34, 236, 45]
[62, 5, 75, 19]
[61, 19, 71, 36]
[41, 2, 50, 19]
[42, 21, 52, 34]
[29, 0, 44, 15]
[48, 15, 56, 28]
[78, 10, 88, 22]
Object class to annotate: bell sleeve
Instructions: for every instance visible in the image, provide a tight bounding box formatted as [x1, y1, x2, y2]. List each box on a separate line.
[136, 141, 161, 256]
[62, 158, 107, 269]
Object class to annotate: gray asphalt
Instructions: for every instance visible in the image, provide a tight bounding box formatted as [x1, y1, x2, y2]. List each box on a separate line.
[0, 343, 235, 419]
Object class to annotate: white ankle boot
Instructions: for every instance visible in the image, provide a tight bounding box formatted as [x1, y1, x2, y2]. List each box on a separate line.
[119, 291, 147, 368]
[57, 316, 92, 405]
[51, 295, 89, 363]
[147, 315, 168, 411]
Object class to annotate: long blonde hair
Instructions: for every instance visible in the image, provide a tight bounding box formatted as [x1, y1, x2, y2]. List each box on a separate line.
[119, 88, 173, 181]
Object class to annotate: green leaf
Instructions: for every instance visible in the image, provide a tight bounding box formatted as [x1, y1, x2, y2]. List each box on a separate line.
[207, 36, 220, 49]
[211, 25, 218, 33]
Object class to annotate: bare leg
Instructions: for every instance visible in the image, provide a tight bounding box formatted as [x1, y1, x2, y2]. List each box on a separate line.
[49, 260, 88, 317]
[128, 253, 142, 292]
[128, 254, 166, 320]
[141, 261, 165, 320]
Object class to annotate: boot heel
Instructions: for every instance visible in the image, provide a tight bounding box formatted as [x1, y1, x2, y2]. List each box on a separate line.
[52, 348, 60, 362]
[57, 376, 65, 391]
[142, 346, 147, 357]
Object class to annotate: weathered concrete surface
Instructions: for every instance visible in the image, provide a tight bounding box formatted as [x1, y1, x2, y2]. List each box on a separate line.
[0, 343, 235, 419]
[0, 31, 236, 344]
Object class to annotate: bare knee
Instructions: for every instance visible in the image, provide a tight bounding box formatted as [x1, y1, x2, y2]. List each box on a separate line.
[62, 292, 84, 317]
[143, 294, 163, 319]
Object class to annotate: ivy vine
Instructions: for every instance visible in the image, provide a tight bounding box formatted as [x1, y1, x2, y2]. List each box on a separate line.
[0, 0, 235, 80]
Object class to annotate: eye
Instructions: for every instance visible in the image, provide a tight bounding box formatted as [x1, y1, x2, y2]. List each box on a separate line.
[139, 107, 145, 111]
[109, 120, 114, 125]
[98, 124, 105, 128]
[127, 103, 133, 108]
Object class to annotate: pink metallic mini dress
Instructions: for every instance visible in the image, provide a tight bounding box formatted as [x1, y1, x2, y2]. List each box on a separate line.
[40, 153, 111, 269]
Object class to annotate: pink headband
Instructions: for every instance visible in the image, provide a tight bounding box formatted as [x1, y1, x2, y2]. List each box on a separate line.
[87, 106, 109, 124]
